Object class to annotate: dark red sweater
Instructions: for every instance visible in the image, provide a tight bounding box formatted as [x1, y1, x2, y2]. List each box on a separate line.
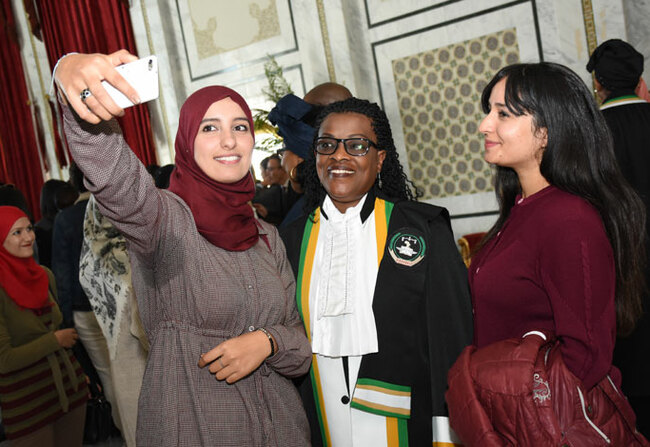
[469, 186, 619, 390]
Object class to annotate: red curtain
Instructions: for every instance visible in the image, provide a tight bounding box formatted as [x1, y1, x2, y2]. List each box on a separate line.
[0, 0, 44, 220]
[37, 0, 157, 167]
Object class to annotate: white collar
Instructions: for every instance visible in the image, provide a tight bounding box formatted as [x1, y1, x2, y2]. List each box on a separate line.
[322, 194, 368, 223]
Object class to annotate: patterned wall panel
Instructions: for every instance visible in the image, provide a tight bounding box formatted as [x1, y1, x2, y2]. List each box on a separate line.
[391, 28, 520, 200]
[371, 0, 542, 231]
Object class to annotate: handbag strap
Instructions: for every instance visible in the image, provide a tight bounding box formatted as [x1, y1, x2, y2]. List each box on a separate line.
[87, 379, 107, 399]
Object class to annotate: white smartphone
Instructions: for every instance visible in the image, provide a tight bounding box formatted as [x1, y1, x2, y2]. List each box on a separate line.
[101, 55, 159, 108]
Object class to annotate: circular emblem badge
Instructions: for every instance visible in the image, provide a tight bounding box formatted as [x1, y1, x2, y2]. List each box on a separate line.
[388, 230, 426, 267]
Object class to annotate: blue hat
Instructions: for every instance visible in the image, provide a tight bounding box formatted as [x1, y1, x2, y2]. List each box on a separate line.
[268, 94, 316, 160]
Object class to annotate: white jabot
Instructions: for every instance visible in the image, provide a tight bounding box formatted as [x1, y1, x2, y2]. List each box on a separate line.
[310, 194, 379, 357]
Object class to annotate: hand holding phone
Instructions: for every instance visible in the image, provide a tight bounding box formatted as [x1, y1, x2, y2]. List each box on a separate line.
[53, 50, 143, 124]
[102, 56, 159, 108]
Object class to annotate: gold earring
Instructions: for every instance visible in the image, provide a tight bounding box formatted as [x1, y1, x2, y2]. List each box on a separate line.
[289, 166, 298, 181]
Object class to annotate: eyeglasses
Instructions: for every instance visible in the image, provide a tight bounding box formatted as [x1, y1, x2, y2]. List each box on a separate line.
[314, 137, 377, 156]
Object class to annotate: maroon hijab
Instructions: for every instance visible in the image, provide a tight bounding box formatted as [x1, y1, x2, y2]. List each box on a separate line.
[168, 86, 258, 251]
[0, 206, 50, 309]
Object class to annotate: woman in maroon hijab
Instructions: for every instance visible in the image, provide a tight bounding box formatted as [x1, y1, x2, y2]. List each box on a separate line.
[0, 206, 87, 445]
[53, 51, 311, 446]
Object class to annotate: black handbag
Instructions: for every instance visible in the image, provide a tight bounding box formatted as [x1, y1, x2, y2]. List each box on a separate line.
[83, 381, 113, 444]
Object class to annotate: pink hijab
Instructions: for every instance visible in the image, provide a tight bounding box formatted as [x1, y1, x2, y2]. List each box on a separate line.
[168, 86, 259, 251]
[0, 206, 49, 309]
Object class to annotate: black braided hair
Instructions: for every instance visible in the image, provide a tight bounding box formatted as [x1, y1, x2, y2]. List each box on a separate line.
[302, 97, 419, 212]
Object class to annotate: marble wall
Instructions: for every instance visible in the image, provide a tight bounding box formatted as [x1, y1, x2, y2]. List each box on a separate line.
[325, 0, 631, 239]
[623, 0, 650, 79]
[13, 0, 647, 240]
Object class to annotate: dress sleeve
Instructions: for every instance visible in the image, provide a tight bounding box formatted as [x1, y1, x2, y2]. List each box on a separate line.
[264, 227, 312, 378]
[0, 303, 61, 374]
[61, 105, 164, 257]
[425, 213, 474, 415]
[539, 213, 616, 390]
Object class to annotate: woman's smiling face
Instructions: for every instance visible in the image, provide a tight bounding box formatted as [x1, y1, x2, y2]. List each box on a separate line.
[316, 112, 386, 213]
[193, 97, 254, 183]
[3, 217, 35, 258]
[479, 78, 547, 175]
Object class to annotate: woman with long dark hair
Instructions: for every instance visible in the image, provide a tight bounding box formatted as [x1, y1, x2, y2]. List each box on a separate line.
[281, 97, 472, 446]
[470, 62, 645, 393]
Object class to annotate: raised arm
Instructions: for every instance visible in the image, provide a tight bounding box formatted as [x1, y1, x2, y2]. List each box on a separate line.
[54, 52, 165, 256]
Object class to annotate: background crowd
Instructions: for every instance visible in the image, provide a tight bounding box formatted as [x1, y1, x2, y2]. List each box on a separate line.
[0, 37, 648, 447]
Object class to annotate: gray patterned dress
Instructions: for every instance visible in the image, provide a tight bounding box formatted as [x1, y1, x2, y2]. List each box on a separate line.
[62, 106, 311, 446]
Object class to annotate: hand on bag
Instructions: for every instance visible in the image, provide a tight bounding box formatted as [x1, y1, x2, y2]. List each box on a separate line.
[54, 50, 140, 124]
[197, 330, 273, 384]
[55, 328, 79, 348]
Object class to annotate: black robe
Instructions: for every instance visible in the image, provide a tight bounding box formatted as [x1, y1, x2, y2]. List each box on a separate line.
[602, 93, 650, 436]
[280, 189, 473, 446]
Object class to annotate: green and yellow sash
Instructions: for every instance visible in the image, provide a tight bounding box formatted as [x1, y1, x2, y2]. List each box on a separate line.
[296, 198, 395, 446]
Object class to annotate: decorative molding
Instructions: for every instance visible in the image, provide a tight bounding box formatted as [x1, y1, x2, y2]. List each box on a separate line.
[364, 0, 463, 29]
[315, 0, 336, 82]
[581, 0, 598, 92]
[140, 0, 174, 162]
[581, 0, 597, 55]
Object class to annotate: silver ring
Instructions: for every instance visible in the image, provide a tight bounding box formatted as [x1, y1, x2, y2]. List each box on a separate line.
[80, 88, 92, 101]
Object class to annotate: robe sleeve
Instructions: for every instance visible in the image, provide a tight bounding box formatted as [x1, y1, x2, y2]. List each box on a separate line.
[425, 212, 474, 415]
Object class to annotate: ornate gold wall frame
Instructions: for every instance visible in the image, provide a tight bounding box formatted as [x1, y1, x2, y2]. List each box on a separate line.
[315, 0, 337, 82]
[581, 0, 598, 94]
